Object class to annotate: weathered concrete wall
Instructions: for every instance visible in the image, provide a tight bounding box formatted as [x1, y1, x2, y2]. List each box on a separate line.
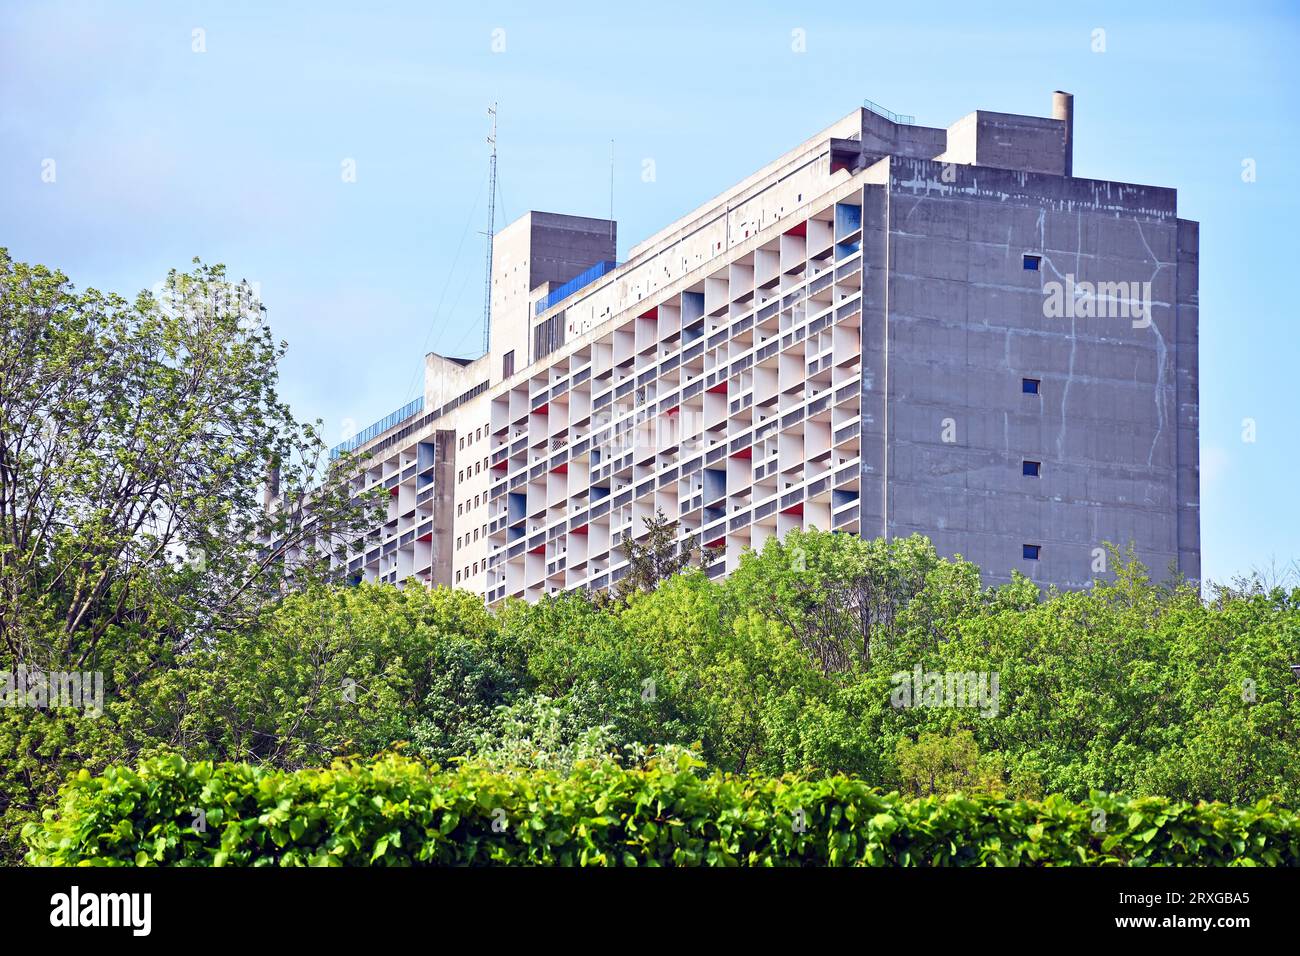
[858, 107, 948, 159]
[527, 211, 617, 290]
[859, 181, 889, 539]
[875, 156, 1196, 588]
[937, 111, 1068, 176]
[1175, 219, 1201, 581]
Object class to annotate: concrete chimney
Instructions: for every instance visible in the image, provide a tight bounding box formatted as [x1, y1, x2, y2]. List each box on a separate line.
[1053, 91, 1074, 177]
[263, 458, 281, 514]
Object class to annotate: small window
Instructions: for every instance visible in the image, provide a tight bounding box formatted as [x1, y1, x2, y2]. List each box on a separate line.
[455, 570, 462, 583]
[457, 503, 463, 516]
[503, 350, 515, 378]
[1023, 460, 1041, 477]
[458, 436, 464, 450]
[1023, 254, 1041, 271]
[1022, 378, 1040, 395]
[1023, 544, 1041, 561]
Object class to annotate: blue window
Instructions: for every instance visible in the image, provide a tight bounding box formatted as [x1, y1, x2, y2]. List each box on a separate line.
[1023, 544, 1041, 561]
[1023, 460, 1041, 477]
[1023, 254, 1041, 271]
[1022, 378, 1040, 395]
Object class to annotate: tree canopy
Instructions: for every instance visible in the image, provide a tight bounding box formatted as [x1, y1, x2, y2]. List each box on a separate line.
[0, 251, 381, 859]
[2, 251, 1298, 867]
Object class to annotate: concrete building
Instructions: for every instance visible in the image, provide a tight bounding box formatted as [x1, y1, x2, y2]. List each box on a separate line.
[325, 92, 1200, 601]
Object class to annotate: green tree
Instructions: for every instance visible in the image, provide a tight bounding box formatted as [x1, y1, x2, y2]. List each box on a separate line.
[155, 584, 499, 767]
[723, 531, 982, 672]
[0, 251, 380, 664]
[896, 731, 1002, 797]
[0, 252, 382, 858]
[613, 509, 717, 602]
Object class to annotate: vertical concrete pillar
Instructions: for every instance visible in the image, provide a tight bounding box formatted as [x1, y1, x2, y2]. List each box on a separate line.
[1053, 91, 1074, 177]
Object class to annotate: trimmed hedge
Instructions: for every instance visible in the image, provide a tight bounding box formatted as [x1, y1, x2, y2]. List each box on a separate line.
[23, 753, 1300, 866]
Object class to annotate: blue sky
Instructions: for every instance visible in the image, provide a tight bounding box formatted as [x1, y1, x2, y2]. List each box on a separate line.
[2, 0, 1297, 585]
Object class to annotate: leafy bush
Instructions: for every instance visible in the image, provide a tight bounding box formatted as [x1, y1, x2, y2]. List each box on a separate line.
[8, 528, 1300, 864]
[25, 754, 1300, 867]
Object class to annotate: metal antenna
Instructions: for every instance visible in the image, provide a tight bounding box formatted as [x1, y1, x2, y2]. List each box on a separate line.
[609, 139, 615, 248]
[481, 103, 498, 356]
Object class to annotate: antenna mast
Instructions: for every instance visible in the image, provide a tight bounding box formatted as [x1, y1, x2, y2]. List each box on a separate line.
[481, 103, 498, 356]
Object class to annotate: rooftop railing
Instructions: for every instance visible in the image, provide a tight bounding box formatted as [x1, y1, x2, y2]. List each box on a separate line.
[330, 396, 424, 459]
[535, 260, 619, 316]
[862, 98, 915, 126]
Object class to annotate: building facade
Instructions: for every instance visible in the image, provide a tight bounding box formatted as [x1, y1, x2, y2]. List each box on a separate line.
[328, 92, 1200, 601]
